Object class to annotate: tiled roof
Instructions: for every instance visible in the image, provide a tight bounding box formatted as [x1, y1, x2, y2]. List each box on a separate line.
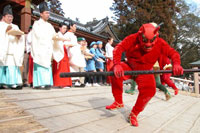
[32, 8, 120, 42]
[190, 60, 200, 66]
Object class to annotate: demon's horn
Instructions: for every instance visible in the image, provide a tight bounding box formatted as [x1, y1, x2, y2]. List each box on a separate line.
[154, 22, 164, 34]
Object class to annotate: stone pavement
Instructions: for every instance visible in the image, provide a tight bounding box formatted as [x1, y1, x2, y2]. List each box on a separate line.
[0, 85, 200, 133]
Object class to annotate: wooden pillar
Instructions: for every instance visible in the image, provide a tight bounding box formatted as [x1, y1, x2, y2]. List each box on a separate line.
[193, 66, 199, 94]
[21, 0, 32, 33]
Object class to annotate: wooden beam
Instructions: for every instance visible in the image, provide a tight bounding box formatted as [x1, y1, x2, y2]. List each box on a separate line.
[26, 128, 49, 133]
[21, 0, 31, 33]
[193, 67, 199, 94]
[0, 115, 33, 123]
[0, 98, 17, 101]
[0, 106, 19, 111]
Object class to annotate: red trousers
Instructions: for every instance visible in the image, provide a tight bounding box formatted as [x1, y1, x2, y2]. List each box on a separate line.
[111, 62, 156, 116]
[52, 47, 72, 87]
[160, 73, 178, 90]
[106, 58, 114, 84]
[28, 54, 33, 84]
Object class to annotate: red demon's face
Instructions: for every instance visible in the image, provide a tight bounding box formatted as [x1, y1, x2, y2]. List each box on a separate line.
[138, 23, 159, 52]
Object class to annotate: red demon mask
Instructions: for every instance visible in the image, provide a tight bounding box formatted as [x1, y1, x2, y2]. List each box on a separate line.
[138, 23, 160, 52]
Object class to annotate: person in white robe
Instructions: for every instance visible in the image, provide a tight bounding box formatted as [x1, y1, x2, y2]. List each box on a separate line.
[52, 22, 72, 88]
[0, 5, 25, 89]
[64, 21, 86, 87]
[31, 2, 56, 89]
[105, 37, 114, 84]
[0, 17, 6, 89]
[53, 23, 68, 64]
[105, 37, 114, 61]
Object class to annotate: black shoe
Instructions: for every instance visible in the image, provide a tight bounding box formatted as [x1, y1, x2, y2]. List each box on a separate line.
[80, 84, 85, 87]
[44, 85, 51, 90]
[33, 86, 42, 89]
[0, 86, 5, 89]
[23, 84, 29, 87]
[10, 85, 23, 90]
[16, 85, 23, 90]
[74, 83, 85, 88]
[34, 86, 51, 90]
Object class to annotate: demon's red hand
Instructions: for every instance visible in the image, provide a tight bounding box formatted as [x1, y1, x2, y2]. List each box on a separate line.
[114, 64, 124, 78]
[173, 64, 183, 76]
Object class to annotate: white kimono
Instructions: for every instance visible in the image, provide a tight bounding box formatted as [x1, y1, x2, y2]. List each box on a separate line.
[0, 22, 25, 86]
[0, 22, 25, 66]
[0, 21, 8, 66]
[52, 31, 65, 63]
[105, 42, 114, 60]
[31, 18, 56, 68]
[64, 32, 86, 81]
[64, 32, 86, 68]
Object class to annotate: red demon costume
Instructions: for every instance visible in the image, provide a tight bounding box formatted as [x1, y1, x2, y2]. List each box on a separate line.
[105, 23, 183, 126]
[158, 54, 179, 95]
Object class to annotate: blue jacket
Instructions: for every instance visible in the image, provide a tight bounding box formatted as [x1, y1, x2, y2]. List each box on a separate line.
[85, 48, 99, 71]
[95, 48, 105, 70]
[89, 48, 99, 61]
[96, 48, 105, 60]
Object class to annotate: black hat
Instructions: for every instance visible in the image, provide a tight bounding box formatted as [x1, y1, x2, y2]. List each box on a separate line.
[59, 20, 67, 27]
[67, 20, 75, 30]
[3, 5, 13, 16]
[39, 2, 50, 13]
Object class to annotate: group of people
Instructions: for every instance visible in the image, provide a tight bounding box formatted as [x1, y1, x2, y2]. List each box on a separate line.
[0, 2, 115, 90]
[174, 78, 194, 92]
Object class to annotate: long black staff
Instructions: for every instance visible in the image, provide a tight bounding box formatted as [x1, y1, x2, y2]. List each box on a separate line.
[60, 69, 200, 78]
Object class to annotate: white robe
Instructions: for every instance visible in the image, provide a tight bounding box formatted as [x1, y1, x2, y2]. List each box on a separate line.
[31, 18, 56, 68]
[0, 22, 25, 66]
[52, 31, 65, 63]
[105, 42, 114, 60]
[64, 32, 79, 47]
[0, 21, 8, 66]
[26, 30, 32, 54]
[64, 32, 86, 68]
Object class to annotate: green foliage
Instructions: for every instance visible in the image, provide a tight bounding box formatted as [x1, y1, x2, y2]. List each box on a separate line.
[173, 0, 200, 68]
[110, 0, 178, 44]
